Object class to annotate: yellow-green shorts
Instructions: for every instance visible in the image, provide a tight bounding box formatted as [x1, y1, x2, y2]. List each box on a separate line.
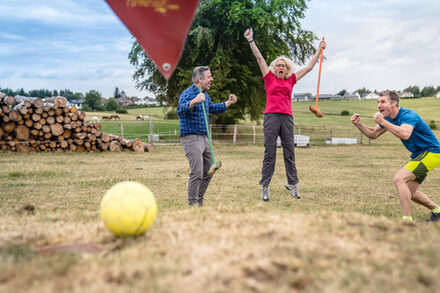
[404, 151, 440, 184]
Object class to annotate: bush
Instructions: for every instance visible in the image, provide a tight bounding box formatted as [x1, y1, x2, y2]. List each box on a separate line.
[341, 110, 350, 116]
[116, 108, 128, 114]
[429, 120, 437, 130]
[165, 108, 178, 120]
[81, 104, 91, 112]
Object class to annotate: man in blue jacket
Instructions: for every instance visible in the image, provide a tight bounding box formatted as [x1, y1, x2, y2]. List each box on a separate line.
[351, 90, 440, 221]
[177, 66, 237, 206]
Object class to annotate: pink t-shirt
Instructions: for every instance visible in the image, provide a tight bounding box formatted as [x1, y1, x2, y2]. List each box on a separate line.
[262, 71, 296, 115]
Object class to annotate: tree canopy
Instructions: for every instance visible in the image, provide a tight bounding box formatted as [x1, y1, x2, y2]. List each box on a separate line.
[129, 0, 318, 124]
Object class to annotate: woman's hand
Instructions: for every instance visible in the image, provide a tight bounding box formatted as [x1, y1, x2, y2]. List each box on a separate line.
[244, 28, 253, 42]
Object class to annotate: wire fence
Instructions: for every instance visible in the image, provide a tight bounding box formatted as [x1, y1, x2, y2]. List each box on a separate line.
[108, 120, 414, 147]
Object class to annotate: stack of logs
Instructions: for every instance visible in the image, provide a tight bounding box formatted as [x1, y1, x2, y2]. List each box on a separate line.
[0, 92, 154, 152]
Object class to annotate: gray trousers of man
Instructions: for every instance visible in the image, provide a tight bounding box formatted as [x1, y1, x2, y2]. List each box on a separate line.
[181, 134, 212, 206]
[259, 113, 299, 187]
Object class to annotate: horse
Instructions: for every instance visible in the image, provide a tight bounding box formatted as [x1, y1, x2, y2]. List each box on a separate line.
[110, 114, 120, 120]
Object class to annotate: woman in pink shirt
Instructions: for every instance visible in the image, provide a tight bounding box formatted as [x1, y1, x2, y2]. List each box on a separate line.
[244, 28, 326, 202]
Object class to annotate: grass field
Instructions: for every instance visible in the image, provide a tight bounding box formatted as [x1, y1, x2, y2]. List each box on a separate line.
[1, 142, 440, 292]
[88, 97, 439, 144]
[1, 98, 439, 292]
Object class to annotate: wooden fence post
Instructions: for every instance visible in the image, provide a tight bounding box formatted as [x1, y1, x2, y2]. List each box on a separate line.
[149, 120, 153, 143]
[233, 125, 237, 145]
[120, 123, 124, 138]
[253, 125, 256, 144]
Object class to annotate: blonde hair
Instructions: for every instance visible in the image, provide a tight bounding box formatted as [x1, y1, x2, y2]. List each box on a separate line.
[269, 55, 295, 79]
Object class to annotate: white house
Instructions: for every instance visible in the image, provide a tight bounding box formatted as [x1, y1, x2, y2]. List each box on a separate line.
[362, 92, 379, 100]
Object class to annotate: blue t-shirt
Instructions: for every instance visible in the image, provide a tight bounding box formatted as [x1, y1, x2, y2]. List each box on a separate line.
[380, 107, 440, 157]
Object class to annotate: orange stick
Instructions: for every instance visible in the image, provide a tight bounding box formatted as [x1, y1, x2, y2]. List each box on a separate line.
[315, 47, 324, 108]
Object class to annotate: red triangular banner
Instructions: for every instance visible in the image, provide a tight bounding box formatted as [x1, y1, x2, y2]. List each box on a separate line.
[105, 0, 200, 80]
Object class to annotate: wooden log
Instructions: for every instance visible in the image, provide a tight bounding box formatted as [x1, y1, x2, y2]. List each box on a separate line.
[100, 143, 109, 151]
[2, 105, 11, 114]
[69, 112, 78, 121]
[44, 133, 52, 139]
[78, 112, 86, 121]
[63, 129, 72, 139]
[60, 140, 68, 148]
[18, 106, 29, 115]
[55, 96, 67, 107]
[33, 122, 42, 130]
[16, 143, 29, 153]
[33, 98, 44, 108]
[50, 123, 64, 136]
[2, 122, 15, 133]
[87, 133, 96, 141]
[63, 123, 71, 130]
[25, 119, 33, 128]
[70, 106, 78, 113]
[101, 132, 110, 143]
[63, 116, 71, 124]
[46, 116, 55, 125]
[69, 144, 76, 151]
[63, 107, 70, 114]
[15, 125, 30, 140]
[34, 107, 43, 114]
[55, 115, 64, 123]
[76, 145, 85, 152]
[2, 115, 10, 123]
[0, 127, 3, 138]
[31, 129, 39, 136]
[74, 132, 87, 140]
[8, 111, 21, 122]
[144, 143, 155, 152]
[41, 111, 48, 118]
[132, 138, 144, 152]
[39, 118, 46, 125]
[42, 125, 51, 133]
[23, 100, 32, 108]
[49, 141, 57, 149]
[31, 113, 41, 121]
[109, 140, 123, 152]
[3, 96, 16, 105]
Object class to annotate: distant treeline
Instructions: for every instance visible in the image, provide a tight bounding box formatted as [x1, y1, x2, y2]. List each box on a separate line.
[0, 87, 83, 101]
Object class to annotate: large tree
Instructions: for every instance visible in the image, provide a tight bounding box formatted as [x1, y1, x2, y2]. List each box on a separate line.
[129, 0, 317, 124]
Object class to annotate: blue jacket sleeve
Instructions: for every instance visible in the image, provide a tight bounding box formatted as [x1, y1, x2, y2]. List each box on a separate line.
[177, 88, 193, 116]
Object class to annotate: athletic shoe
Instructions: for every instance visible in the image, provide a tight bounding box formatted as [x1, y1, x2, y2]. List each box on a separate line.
[261, 186, 270, 202]
[426, 211, 440, 222]
[285, 183, 300, 199]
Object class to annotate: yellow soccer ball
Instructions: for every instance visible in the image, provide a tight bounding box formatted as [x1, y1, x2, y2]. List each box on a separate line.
[100, 181, 157, 237]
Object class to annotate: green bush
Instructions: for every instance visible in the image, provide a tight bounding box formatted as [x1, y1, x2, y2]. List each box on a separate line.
[81, 104, 91, 112]
[165, 108, 178, 120]
[116, 108, 128, 114]
[341, 110, 350, 116]
[428, 120, 437, 130]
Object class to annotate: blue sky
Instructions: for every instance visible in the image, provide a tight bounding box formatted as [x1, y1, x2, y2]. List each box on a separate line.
[0, 0, 439, 98]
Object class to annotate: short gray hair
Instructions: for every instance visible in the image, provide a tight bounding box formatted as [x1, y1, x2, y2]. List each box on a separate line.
[192, 66, 210, 84]
[380, 90, 399, 106]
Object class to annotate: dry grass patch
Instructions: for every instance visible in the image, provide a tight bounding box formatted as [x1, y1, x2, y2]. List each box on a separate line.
[1, 143, 440, 292]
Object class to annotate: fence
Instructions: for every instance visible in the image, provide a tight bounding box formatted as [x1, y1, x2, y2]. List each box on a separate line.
[104, 120, 414, 147]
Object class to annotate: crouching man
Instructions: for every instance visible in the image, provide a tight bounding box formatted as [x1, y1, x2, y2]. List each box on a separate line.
[351, 90, 440, 221]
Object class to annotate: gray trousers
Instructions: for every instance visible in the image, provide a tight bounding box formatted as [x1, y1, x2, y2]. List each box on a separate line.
[259, 113, 299, 187]
[181, 134, 212, 205]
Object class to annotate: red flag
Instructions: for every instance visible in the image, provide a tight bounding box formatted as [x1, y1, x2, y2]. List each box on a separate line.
[105, 0, 200, 80]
